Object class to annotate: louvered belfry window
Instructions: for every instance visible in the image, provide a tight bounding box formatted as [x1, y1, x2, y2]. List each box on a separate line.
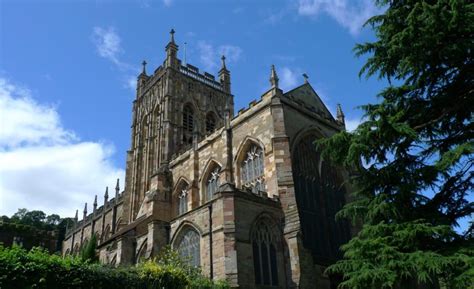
[252, 219, 278, 286]
[175, 227, 200, 267]
[205, 113, 216, 134]
[206, 167, 220, 201]
[240, 145, 265, 193]
[183, 105, 194, 145]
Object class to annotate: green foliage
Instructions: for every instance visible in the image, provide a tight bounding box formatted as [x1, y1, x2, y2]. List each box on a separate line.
[1, 208, 75, 252]
[79, 234, 98, 262]
[318, 0, 474, 288]
[0, 245, 229, 289]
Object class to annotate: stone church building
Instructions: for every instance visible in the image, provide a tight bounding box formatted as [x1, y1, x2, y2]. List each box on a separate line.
[63, 30, 352, 289]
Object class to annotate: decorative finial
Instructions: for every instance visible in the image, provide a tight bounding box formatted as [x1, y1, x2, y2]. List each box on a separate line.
[115, 179, 120, 198]
[83, 203, 87, 220]
[303, 73, 309, 84]
[141, 60, 147, 74]
[336, 103, 345, 126]
[221, 55, 227, 70]
[104, 186, 109, 204]
[93, 195, 98, 209]
[74, 209, 78, 222]
[270, 65, 279, 89]
[170, 28, 175, 43]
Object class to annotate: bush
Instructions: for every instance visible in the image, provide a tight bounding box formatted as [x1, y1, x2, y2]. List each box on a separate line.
[0, 245, 229, 289]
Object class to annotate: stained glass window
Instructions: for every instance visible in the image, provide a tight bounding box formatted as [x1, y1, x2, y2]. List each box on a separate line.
[240, 145, 265, 193]
[175, 227, 200, 267]
[291, 134, 351, 261]
[251, 219, 278, 286]
[206, 167, 220, 201]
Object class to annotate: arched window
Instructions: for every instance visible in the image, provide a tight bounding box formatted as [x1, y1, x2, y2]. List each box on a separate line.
[178, 183, 189, 215]
[205, 167, 220, 201]
[174, 227, 200, 267]
[291, 133, 350, 260]
[240, 145, 265, 193]
[136, 241, 148, 263]
[183, 105, 194, 145]
[251, 218, 278, 286]
[205, 112, 216, 134]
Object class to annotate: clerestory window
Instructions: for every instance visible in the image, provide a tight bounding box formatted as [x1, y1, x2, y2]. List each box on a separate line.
[206, 167, 220, 201]
[240, 145, 265, 193]
[178, 184, 189, 215]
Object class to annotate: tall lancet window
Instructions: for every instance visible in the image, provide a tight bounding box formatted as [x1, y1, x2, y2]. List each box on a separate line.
[178, 184, 189, 215]
[175, 227, 200, 267]
[251, 218, 278, 286]
[241, 145, 265, 193]
[205, 112, 216, 134]
[183, 104, 194, 145]
[206, 167, 220, 201]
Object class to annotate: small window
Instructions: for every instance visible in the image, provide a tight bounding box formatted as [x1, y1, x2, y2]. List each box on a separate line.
[240, 145, 265, 193]
[178, 184, 189, 215]
[206, 167, 220, 201]
[205, 113, 216, 134]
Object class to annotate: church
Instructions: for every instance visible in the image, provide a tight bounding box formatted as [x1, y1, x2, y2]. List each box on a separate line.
[62, 29, 353, 289]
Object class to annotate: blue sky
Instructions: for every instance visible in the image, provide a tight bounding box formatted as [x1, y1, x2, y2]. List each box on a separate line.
[0, 0, 388, 217]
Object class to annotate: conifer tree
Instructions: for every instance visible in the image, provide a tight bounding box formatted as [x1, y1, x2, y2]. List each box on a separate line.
[319, 1, 474, 288]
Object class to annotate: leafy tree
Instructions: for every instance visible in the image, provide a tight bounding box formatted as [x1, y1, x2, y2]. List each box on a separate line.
[319, 1, 474, 288]
[80, 234, 98, 262]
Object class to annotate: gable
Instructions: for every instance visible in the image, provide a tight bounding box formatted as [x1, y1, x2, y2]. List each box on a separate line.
[283, 84, 335, 121]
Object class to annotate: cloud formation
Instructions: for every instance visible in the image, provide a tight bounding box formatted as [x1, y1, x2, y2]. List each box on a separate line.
[92, 26, 138, 91]
[0, 77, 125, 218]
[92, 27, 123, 67]
[297, 0, 381, 36]
[279, 67, 302, 91]
[197, 41, 242, 71]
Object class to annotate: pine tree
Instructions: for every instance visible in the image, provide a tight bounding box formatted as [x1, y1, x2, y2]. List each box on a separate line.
[319, 1, 474, 288]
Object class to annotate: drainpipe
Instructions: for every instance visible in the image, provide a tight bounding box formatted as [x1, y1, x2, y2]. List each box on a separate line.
[209, 203, 213, 279]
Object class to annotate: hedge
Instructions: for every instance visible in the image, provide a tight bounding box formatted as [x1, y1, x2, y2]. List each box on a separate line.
[0, 245, 229, 289]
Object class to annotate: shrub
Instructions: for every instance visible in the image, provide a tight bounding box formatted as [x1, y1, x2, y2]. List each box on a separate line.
[0, 245, 229, 289]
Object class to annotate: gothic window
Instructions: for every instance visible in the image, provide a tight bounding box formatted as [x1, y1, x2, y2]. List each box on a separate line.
[291, 134, 351, 261]
[183, 104, 194, 145]
[178, 183, 189, 215]
[240, 145, 265, 193]
[136, 241, 148, 263]
[175, 227, 200, 267]
[205, 167, 220, 201]
[251, 218, 278, 286]
[205, 112, 216, 134]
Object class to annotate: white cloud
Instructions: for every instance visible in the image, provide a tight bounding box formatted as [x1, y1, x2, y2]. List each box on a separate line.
[279, 67, 302, 91]
[124, 75, 137, 91]
[92, 27, 123, 66]
[0, 77, 125, 218]
[197, 41, 242, 71]
[297, 0, 382, 36]
[92, 26, 139, 91]
[163, 0, 173, 7]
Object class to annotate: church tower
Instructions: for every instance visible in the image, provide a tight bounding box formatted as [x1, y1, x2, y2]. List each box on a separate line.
[123, 30, 234, 223]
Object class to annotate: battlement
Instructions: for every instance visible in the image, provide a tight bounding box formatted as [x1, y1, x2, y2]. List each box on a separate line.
[179, 64, 224, 91]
